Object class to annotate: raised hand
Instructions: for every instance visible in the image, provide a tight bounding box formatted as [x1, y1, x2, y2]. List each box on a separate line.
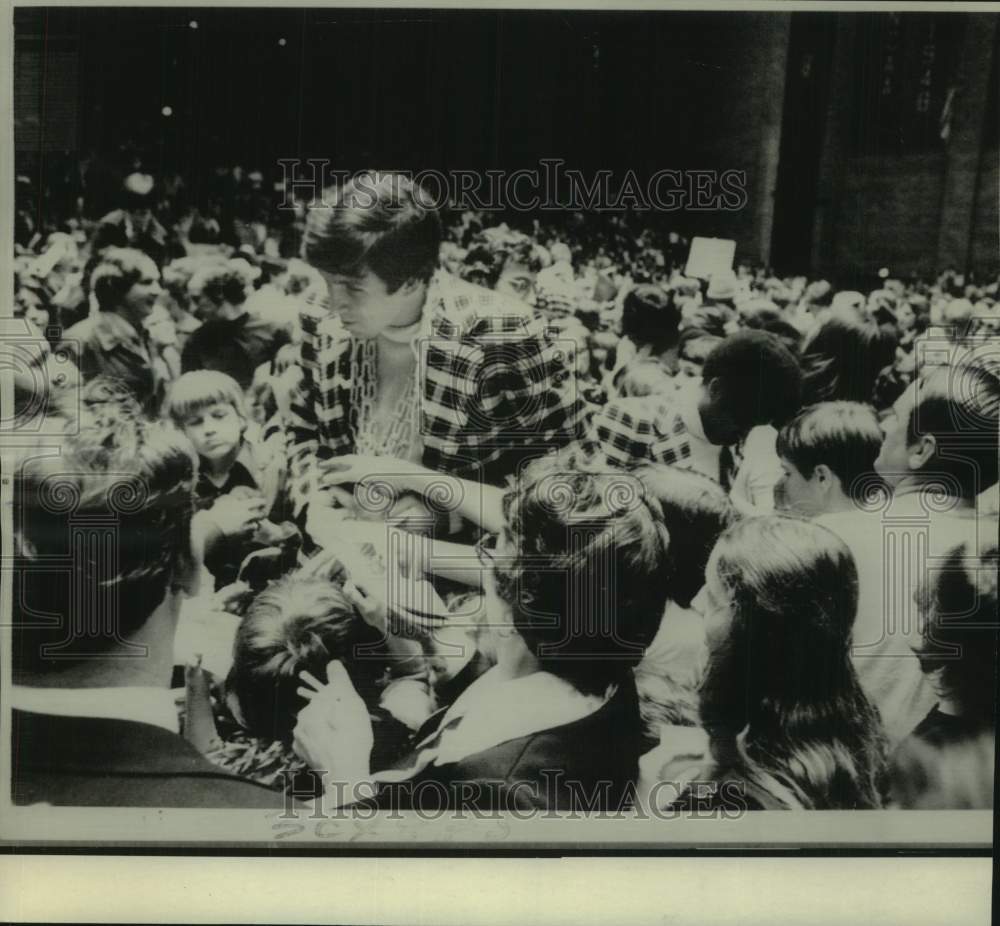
[292, 660, 374, 785]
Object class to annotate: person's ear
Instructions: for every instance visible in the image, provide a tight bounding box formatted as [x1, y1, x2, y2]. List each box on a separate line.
[812, 463, 837, 495]
[907, 433, 937, 472]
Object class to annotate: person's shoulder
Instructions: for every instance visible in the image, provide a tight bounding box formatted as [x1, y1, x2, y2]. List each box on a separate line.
[96, 209, 126, 226]
[12, 711, 293, 809]
[601, 393, 681, 432]
[814, 508, 882, 543]
[432, 270, 535, 335]
[58, 315, 102, 351]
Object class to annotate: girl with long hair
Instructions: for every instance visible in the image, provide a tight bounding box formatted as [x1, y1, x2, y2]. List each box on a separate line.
[799, 309, 898, 407]
[644, 515, 889, 810]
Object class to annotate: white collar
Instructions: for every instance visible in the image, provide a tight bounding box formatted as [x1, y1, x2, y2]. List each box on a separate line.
[11, 685, 180, 734]
[428, 667, 610, 766]
[375, 667, 612, 782]
[676, 380, 710, 443]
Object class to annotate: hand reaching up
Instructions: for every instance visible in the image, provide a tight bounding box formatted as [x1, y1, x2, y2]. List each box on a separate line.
[292, 660, 374, 788]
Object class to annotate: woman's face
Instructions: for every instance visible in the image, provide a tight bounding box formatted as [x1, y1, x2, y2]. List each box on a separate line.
[17, 290, 49, 333]
[691, 552, 734, 653]
[895, 301, 916, 331]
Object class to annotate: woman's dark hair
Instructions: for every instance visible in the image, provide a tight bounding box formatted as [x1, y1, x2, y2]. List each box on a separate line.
[189, 261, 249, 308]
[911, 534, 998, 727]
[621, 284, 682, 354]
[302, 172, 442, 292]
[89, 247, 155, 312]
[699, 516, 888, 809]
[744, 314, 803, 357]
[635, 464, 737, 608]
[495, 447, 671, 696]
[225, 575, 387, 744]
[800, 310, 899, 406]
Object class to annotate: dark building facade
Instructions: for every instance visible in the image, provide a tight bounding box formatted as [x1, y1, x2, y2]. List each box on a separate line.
[14, 8, 999, 281]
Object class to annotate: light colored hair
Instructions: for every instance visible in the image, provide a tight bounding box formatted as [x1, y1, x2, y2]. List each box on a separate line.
[165, 370, 247, 426]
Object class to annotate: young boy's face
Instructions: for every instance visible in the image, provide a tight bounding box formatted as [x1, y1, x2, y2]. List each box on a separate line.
[181, 401, 244, 463]
[775, 457, 827, 517]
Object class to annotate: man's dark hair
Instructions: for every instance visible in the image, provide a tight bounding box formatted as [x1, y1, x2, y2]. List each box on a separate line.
[495, 447, 671, 695]
[912, 535, 998, 727]
[89, 247, 154, 312]
[302, 172, 442, 292]
[635, 464, 737, 608]
[12, 383, 198, 677]
[702, 329, 804, 430]
[907, 360, 1000, 498]
[776, 401, 883, 495]
[621, 284, 682, 354]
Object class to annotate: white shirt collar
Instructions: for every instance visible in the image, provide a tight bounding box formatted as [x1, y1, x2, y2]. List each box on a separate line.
[427, 667, 610, 766]
[676, 379, 709, 443]
[376, 667, 612, 781]
[11, 685, 180, 734]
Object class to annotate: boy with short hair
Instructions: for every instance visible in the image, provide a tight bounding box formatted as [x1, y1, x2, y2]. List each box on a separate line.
[166, 370, 295, 588]
[774, 401, 884, 517]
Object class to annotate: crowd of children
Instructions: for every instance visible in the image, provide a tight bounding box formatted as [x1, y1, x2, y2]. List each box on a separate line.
[9, 165, 998, 813]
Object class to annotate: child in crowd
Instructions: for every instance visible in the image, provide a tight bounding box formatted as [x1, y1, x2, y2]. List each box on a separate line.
[208, 573, 431, 797]
[633, 465, 738, 750]
[641, 516, 888, 811]
[774, 401, 884, 517]
[166, 370, 297, 589]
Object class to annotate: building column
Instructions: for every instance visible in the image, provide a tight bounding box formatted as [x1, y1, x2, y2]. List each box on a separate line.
[936, 15, 998, 272]
[751, 14, 792, 268]
[810, 14, 856, 279]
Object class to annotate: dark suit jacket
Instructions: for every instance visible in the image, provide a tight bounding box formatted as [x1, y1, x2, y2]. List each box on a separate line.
[90, 209, 171, 266]
[12, 710, 292, 809]
[366, 676, 644, 813]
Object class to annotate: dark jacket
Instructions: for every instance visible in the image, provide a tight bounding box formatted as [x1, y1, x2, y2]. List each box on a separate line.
[12, 709, 293, 809]
[365, 676, 644, 813]
[90, 209, 171, 266]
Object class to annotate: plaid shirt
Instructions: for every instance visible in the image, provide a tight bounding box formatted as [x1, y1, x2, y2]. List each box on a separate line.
[592, 395, 693, 471]
[286, 269, 590, 516]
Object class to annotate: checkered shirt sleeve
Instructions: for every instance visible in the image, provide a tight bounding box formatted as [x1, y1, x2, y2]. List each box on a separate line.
[592, 397, 692, 470]
[286, 304, 354, 517]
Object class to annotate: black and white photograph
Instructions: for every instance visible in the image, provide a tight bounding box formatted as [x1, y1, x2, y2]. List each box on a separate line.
[1, 0, 997, 876]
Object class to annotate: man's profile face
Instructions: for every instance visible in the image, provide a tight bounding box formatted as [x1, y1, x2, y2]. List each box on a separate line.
[495, 260, 536, 305]
[874, 381, 919, 487]
[318, 267, 419, 339]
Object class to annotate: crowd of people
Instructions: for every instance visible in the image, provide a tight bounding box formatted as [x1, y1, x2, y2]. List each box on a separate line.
[9, 163, 999, 815]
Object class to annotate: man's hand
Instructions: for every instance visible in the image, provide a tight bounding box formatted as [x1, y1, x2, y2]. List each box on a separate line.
[292, 660, 374, 785]
[318, 454, 424, 496]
